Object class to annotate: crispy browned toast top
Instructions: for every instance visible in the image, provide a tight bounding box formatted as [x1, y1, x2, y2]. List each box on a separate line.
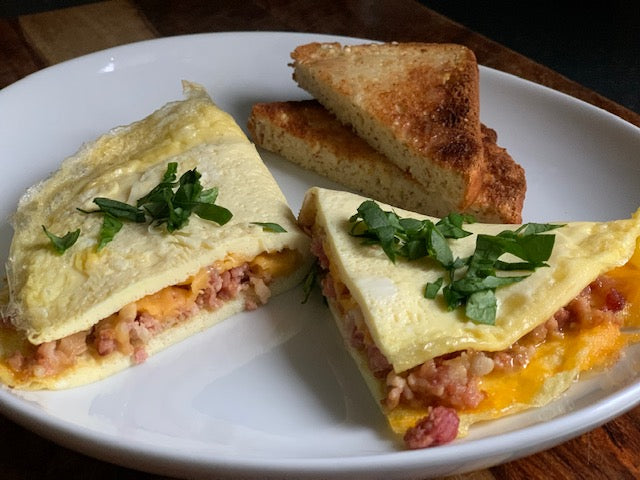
[290, 42, 486, 213]
[476, 125, 526, 223]
[248, 100, 525, 223]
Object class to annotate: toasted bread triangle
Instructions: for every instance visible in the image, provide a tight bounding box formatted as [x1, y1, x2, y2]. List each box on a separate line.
[291, 42, 487, 214]
[248, 100, 525, 223]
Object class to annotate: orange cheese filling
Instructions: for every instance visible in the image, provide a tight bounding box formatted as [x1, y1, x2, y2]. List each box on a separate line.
[136, 249, 299, 319]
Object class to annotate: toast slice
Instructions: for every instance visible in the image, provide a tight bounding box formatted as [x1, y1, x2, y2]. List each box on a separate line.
[290, 42, 488, 215]
[248, 100, 525, 223]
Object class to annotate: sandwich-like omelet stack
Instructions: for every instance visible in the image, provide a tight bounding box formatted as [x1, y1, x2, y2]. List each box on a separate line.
[299, 187, 640, 449]
[0, 82, 312, 390]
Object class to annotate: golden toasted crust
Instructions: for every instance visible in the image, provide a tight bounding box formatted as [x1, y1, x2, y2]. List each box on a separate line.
[290, 42, 486, 213]
[472, 125, 526, 223]
[248, 100, 525, 223]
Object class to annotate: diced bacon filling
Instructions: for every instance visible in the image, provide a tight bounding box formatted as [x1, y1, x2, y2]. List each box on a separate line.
[403, 406, 460, 449]
[310, 233, 628, 449]
[7, 261, 274, 379]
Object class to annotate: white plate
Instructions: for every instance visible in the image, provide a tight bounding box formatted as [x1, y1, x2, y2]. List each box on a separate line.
[0, 31, 639, 480]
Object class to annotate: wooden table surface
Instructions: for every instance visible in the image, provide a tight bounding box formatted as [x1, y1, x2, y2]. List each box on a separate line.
[1, 1, 639, 479]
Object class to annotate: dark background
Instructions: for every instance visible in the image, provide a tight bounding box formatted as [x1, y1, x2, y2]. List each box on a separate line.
[1, 0, 638, 115]
[420, 1, 639, 114]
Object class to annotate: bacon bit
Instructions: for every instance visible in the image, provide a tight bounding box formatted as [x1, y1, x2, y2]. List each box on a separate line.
[320, 273, 337, 299]
[404, 406, 460, 449]
[95, 326, 117, 356]
[6, 351, 25, 372]
[310, 235, 330, 270]
[138, 312, 161, 334]
[245, 298, 259, 311]
[606, 288, 626, 312]
[132, 346, 148, 364]
[350, 324, 366, 350]
[367, 344, 392, 378]
[0, 315, 14, 328]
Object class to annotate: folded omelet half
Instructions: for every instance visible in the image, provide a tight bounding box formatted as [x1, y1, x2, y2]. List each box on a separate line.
[0, 82, 312, 390]
[299, 187, 640, 449]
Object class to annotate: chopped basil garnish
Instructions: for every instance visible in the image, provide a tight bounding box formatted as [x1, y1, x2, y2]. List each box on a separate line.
[301, 260, 320, 304]
[136, 164, 232, 232]
[77, 162, 232, 249]
[424, 278, 443, 299]
[251, 222, 287, 233]
[78, 197, 146, 223]
[97, 214, 123, 251]
[349, 200, 563, 325]
[42, 226, 80, 254]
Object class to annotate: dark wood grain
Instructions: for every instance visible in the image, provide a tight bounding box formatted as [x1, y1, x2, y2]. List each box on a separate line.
[0, 17, 44, 87]
[1, 1, 639, 479]
[133, 0, 640, 128]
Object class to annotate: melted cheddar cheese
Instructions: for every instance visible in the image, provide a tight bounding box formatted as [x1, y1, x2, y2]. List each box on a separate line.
[135, 249, 298, 321]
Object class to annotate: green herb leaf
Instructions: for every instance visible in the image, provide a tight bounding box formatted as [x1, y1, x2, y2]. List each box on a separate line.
[138, 165, 233, 231]
[251, 222, 287, 233]
[136, 162, 179, 208]
[78, 162, 233, 249]
[428, 226, 454, 268]
[302, 260, 320, 304]
[348, 200, 562, 324]
[436, 213, 475, 238]
[494, 260, 546, 271]
[514, 222, 565, 236]
[424, 277, 443, 299]
[401, 239, 428, 260]
[442, 283, 466, 310]
[78, 198, 146, 223]
[197, 187, 219, 204]
[398, 217, 426, 236]
[465, 290, 497, 325]
[349, 201, 470, 270]
[449, 274, 528, 295]
[93, 198, 146, 223]
[42, 226, 80, 254]
[97, 214, 123, 251]
[162, 162, 178, 182]
[193, 203, 233, 225]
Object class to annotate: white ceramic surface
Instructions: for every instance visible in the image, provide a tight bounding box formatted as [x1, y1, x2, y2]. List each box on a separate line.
[0, 32, 639, 480]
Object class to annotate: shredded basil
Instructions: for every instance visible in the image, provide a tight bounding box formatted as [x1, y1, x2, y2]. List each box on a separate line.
[349, 200, 563, 324]
[251, 222, 287, 233]
[97, 214, 123, 251]
[77, 162, 232, 249]
[136, 164, 232, 232]
[301, 260, 320, 304]
[42, 226, 80, 254]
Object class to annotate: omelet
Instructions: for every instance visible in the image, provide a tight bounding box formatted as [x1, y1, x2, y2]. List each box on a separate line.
[0, 82, 312, 390]
[298, 187, 640, 449]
